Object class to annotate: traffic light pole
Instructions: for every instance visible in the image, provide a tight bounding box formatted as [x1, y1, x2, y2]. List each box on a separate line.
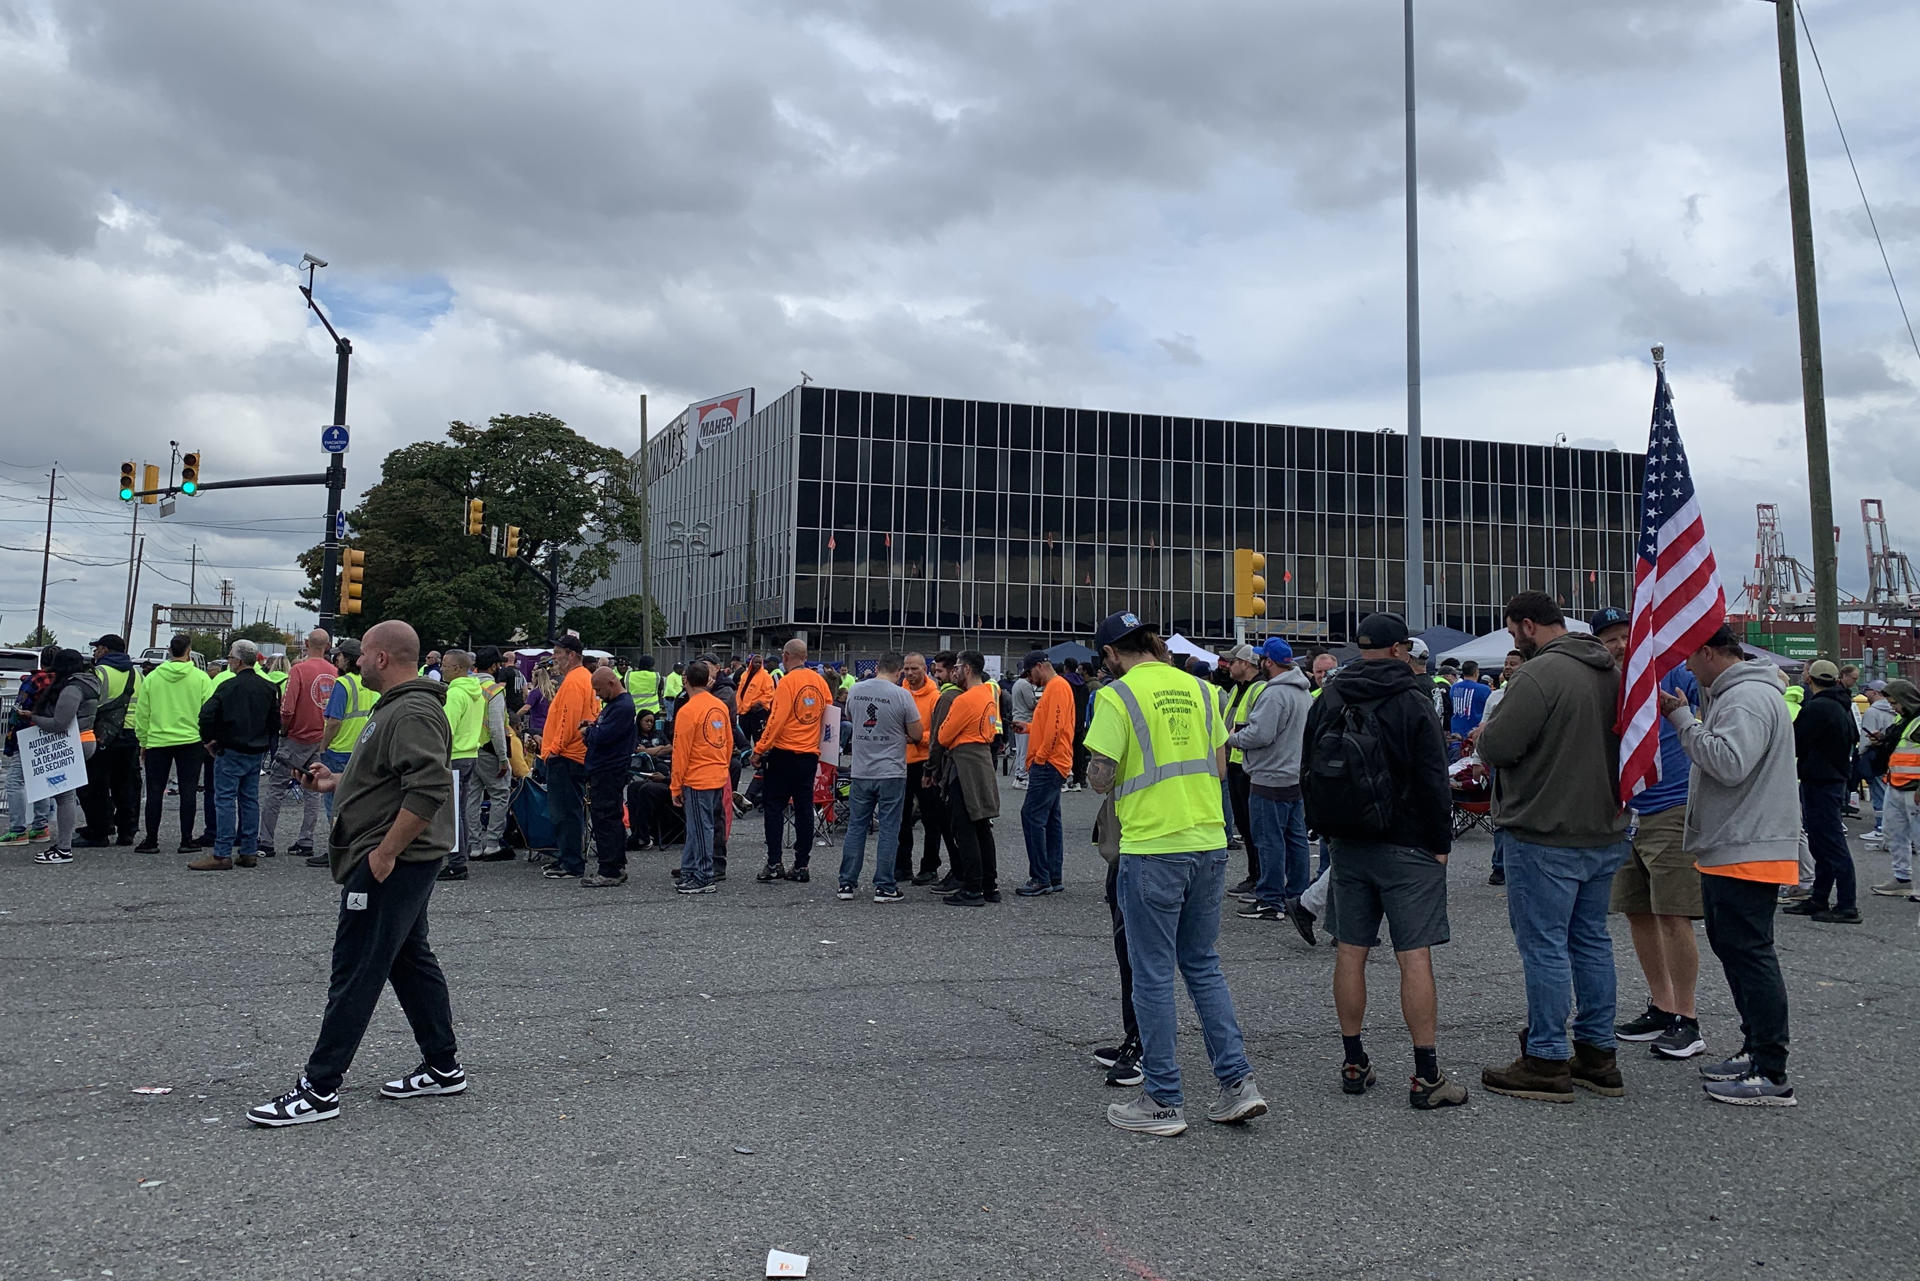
[317, 337, 350, 634]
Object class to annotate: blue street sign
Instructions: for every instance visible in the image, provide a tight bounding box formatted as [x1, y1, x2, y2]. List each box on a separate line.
[334, 512, 348, 540]
[321, 424, 350, 453]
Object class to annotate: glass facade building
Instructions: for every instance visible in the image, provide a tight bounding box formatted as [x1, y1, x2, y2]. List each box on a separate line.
[600, 384, 1644, 657]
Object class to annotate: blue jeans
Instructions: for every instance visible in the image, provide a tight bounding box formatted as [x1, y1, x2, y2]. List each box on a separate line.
[1020, 763, 1065, 886]
[679, 787, 721, 886]
[1492, 829, 1508, 872]
[547, 757, 588, 876]
[1868, 774, 1886, 829]
[1220, 779, 1235, 841]
[1503, 838, 1630, 1058]
[213, 750, 264, 860]
[838, 776, 906, 892]
[320, 749, 350, 818]
[1248, 793, 1310, 907]
[4, 751, 52, 830]
[1116, 850, 1252, 1107]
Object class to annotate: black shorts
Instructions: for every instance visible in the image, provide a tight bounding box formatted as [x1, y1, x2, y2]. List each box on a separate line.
[1326, 838, 1450, 952]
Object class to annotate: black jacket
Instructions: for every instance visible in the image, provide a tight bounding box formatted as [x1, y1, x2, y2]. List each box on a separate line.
[199, 669, 280, 755]
[1793, 684, 1856, 784]
[1302, 657, 1453, 855]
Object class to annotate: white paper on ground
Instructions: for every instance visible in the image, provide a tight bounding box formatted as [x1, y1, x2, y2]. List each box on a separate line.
[765, 1248, 809, 1277]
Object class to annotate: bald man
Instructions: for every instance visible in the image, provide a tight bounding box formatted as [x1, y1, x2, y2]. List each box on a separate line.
[580, 665, 638, 887]
[754, 639, 833, 881]
[260, 628, 337, 860]
[249, 620, 465, 1128]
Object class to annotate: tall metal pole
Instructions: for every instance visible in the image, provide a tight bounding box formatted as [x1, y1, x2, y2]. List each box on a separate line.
[745, 488, 758, 655]
[318, 338, 350, 633]
[639, 393, 653, 655]
[122, 493, 141, 642]
[128, 539, 146, 643]
[34, 464, 56, 642]
[1773, 0, 1840, 659]
[1402, 0, 1427, 631]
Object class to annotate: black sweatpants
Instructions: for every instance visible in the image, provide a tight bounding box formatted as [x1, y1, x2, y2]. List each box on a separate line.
[1228, 763, 1259, 883]
[81, 740, 141, 840]
[945, 776, 997, 895]
[587, 766, 627, 877]
[142, 743, 202, 843]
[898, 761, 948, 879]
[1106, 860, 1138, 1046]
[304, 857, 458, 1095]
[1701, 873, 1791, 1080]
[761, 748, 817, 870]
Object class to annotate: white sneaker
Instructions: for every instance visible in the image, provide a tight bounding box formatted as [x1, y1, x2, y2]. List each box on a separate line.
[1861, 831, 1885, 845]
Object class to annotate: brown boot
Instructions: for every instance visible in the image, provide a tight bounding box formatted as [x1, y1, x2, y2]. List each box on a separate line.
[1570, 1041, 1625, 1097]
[186, 854, 233, 871]
[235, 854, 259, 868]
[1481, 1053, 1574, 1103]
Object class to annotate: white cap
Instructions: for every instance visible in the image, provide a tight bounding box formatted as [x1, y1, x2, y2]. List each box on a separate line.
[1407, 638, 1430, 659]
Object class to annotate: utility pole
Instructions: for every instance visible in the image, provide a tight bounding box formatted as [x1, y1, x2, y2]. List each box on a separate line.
[745, 487, 758, 654]
[1402, 0, 1427, 632]
[639, 393, 653, 654]
[121, 492, 142, 641]
[188, 541, 197, 603]
[300, 257, 351, 633]
[128, 539, 146, 643]
[34, 464, 56, 643]
[1772, 0, 1840, 659]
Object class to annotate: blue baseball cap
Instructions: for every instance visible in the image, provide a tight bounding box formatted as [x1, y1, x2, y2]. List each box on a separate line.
[1259, 637, 1295, 665]
[1588, 607, 1630, 635]
[1093, 611, 1153, 652]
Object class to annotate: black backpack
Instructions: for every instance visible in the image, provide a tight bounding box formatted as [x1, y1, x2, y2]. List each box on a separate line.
[1305, 696, 1401, 839]
[92, 672, 135, 749]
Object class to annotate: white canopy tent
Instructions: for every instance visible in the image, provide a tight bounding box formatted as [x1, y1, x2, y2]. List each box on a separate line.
[1436, 619, 1590, 668]
[1163, 633, 1218, 668]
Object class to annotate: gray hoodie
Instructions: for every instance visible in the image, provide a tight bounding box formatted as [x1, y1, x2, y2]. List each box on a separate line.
[1226, 666, 1313, 790]
[1666, 658, 1800, 868]
[1476, 630, 1627, 848]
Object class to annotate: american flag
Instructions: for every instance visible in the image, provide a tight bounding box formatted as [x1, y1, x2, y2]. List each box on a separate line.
[1616, 361, 1725, 804]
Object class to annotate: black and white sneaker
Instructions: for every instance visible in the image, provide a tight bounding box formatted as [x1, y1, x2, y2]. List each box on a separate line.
[1650, 1016, 1707, 1060]
[246, 1077, 340, 1127]
[1091, 1040, 1140, 1070]
[836, 884, 856, 900]
[1106, 1050, 1145, 1088]
[1236, 901, 1282, 921]
[379, 1062, 468, 1099]
[1615, 1003, 1671, 1042]
[873, 887, 906, 903]
[32, 847, 74, 865]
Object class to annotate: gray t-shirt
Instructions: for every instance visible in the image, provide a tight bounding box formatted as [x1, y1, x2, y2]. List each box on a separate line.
[848, 677, 920, 780]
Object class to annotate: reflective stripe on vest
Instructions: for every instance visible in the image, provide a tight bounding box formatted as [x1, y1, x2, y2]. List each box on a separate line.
[1889, 719, 1920, 790]
[1106, 675, 1220, 800]
[1226, 681, 1264, 766]
[327, 674, 375, 754]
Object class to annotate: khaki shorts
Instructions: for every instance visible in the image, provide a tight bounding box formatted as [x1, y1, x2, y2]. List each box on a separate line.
[1609, 805, 1702, 918]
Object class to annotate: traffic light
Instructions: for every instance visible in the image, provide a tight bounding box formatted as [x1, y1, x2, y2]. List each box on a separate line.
[141, 464, 159, 505]
[339, 547, 366, 615]
[466, 498, 484, 536]
[1234, 549, 1267, 618]
[118, 461, 136, 502]
[180, 451, 200, 495]
[504, 525, 520, 559]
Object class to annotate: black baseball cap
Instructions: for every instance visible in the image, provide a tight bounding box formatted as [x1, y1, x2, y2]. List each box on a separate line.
[1588, 607, 1630, 636]
[473, 645, 500, 668]
[88, 634, 127, 651]
[1020, 649, 1051, 676]
[1353, 613, 1410, 650]
[1093, 611, 1152, 652]
[552, 635, 585, 655]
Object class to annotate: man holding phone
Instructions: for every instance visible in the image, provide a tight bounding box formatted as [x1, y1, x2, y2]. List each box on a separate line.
[248, 620, 465, 1128]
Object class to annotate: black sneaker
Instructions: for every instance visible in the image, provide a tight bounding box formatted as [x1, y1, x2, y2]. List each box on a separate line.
[943, 890, 985, 907]
[379, 1062, 467, 1099]
[1780, 899, 1822, 917]
[1487, 868, 1506, 886]
[1286, 898, 1318, 947]
[1651, 1016, 1706, 1060]
[788, 867, 811, 884]
[541, 866, 580, 880]
[1615, 1003, 1672, 1042]
[1091, 1040, 1139, 1069]
[911, 870, 938, 886]
[436, 866, 468, 882]
[1229, 875, 1257, 896]
[931, 874, 961, 893]
[982, 889, 1001, 903]
[1105, 1050, 1144, 1088]
[873, 887, 906, 903]
[178, 837, 206, 853]
[73, 834, 112, 848]
[246, 1077, 340, 1127]
[1810, 907, 1862, 924]
[836, 884, 856, 901]
[255, 842, 276, 857]
[1236, 901, 1282, 920]
[755, 864, 786, 883]
[133, 840, 159, 854]
[1015, 878, 1050, 897]
[305, 852, 330, 868]
[1342, 1060, 1377, 1095]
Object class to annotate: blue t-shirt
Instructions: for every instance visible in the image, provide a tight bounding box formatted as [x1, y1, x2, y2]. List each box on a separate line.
[1448, 679, 1491, 738]
[1631, 667, 1699, 815]
[324, 680, 349, 719]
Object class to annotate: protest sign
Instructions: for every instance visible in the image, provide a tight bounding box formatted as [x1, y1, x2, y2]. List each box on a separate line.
[18, 722, 84, 805]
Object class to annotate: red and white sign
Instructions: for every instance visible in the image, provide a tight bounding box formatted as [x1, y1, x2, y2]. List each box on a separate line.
[692, 388, 755, 453]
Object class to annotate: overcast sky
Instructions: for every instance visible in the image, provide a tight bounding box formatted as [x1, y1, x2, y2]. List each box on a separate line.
[3, 0, 1916, 647]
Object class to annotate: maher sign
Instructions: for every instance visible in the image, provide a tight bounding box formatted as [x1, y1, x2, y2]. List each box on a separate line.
[692, 389, 755, 453]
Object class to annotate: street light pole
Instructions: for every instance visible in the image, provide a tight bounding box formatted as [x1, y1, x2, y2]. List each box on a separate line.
[300, 256, 351, 635]
[1402, 0, 1427, 632]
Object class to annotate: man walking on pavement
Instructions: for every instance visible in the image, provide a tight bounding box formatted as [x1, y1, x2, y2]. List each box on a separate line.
[437, 651, 485, 882]
[133, 633, 212, 855]
[1231, 637, 1316, 937]
[465, 648, 512, 862]
[1591, 608, 1709, 1060]
[579, 665, 637, 888]
[1302, 613, 1466, 1108]
[247, 620, 464, 1128]
[1086, 612, 1265, 1135]
[539, 635, 598, 880]
[1659, 624, 1803, 1106]
[1477, 592, 1631, 1104]
[837, 651, 922, 902]
[192, 639, 279, 870]
[258, 629, 337, 860]
[1015, 650, 1074, 896]
[753, 638, 832, 883]
[76, 633, 141, 847]
[1784, 658, 1863, 924]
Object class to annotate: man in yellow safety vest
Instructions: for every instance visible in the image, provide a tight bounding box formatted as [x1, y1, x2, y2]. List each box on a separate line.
[320, 638, 379, 826]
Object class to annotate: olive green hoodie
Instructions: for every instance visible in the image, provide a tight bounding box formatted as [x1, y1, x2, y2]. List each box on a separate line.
[326, 678, 454, 884]
[134, 659, 212, 748]
[1476, 631, 1628, 847]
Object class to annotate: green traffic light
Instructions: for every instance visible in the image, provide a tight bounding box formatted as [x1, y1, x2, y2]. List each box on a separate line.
[181, 481, 197, 495]
[119, 487, 134, 501]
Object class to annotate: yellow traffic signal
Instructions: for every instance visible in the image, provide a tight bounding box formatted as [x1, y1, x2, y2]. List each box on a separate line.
[466, 498, 484, 536]
[119, 461, 136, 502]
[180, 451, 200, 495]
[339, 547, 366, 615]
[141, 464, 160, 505]
[504, 525, 520, 559]
[1234, 549, 1267, 618]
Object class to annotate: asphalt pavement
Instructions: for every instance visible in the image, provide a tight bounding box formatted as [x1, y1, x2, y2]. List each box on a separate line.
[4, 776, 1917, 1281]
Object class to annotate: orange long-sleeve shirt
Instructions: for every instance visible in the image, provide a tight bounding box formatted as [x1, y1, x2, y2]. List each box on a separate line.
[540, 665, 598, 763]
[937, 681, 1001, 748]
[903, 677, 940, 764]
[756, 666, 833, 755]
[671, 689, 735, 798]
[1026, 675, 1076, 775]
[741, 668, 775, 712]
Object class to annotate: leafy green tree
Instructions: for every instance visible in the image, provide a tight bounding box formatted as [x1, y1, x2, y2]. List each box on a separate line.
[298, 412, 645, 646]
[12, 624, 56, 647]
[559, 595, 667, 651]
[188, 632, 225, 663]
[228, 621, 292, 649]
